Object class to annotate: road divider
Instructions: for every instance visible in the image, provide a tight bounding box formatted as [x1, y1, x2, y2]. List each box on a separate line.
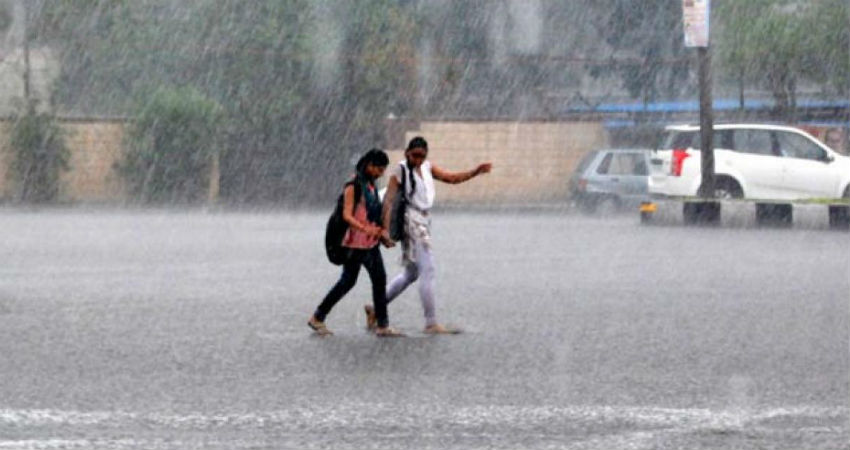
[640, 199, 850, 230]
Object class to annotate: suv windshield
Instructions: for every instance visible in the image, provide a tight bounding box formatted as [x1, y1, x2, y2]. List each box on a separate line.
[659, 130, 697, 149]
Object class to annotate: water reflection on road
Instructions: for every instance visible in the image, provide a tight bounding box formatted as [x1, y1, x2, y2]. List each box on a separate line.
[0, 210, 846, 449]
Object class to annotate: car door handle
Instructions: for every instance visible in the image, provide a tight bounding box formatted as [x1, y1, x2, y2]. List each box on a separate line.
[610, 177, 620, 182]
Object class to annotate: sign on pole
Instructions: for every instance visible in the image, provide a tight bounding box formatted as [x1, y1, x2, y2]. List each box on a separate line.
[683, 0, 710, 47]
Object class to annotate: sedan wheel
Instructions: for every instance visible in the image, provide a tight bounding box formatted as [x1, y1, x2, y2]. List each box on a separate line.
[594, 197, 619, 216]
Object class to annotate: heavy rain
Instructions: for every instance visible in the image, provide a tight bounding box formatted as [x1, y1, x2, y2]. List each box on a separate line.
[0, 1, 847, 449]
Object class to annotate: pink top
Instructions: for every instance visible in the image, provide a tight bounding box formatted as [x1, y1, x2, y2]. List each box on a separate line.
[342, 185, 380, 249]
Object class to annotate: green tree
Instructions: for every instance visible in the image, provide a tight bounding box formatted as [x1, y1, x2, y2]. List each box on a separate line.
[119, 86, 223, 203]
[589, 0, 691, 104]
[336, 0, 417, 142]
[805, 0, 850, 96]
[716, 0, 850, 119]
[411, 0, 492, 114]
[9, 111, 70, 203]
[33, 0, 419, 204]
[0, 0, 13, 34]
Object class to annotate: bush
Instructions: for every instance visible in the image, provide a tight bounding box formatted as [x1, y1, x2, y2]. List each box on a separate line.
[9, 112, 70, 203]
[120, 86, 223, 203]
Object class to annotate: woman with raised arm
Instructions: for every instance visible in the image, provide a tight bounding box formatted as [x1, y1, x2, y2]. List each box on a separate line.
[365, 136, 492, 334]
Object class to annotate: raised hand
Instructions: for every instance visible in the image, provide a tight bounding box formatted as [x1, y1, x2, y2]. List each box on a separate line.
[476, 162, 493, 175]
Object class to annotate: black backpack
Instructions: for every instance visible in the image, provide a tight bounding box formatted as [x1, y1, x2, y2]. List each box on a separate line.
[324, 180, 362, 265]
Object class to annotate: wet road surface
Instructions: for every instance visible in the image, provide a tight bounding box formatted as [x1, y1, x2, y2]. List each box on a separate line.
[0, 210, 847, 449]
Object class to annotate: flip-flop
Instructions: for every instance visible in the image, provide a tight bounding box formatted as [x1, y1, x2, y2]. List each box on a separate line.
[375, 327, 405, 337]
[424, 324, 463, 335]
[307, 317, 333, 336]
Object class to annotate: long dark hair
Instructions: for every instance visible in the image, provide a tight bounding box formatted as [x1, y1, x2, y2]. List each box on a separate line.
[355, 148, 389, 181]
[351, 149, 387, 223]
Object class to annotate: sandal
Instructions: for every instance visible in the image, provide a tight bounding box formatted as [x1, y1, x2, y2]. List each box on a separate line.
[364, 305, 377, 331]
[375, 327, 405, 338]
[424, 324, 462, 335]
[307, 316, 333, 336]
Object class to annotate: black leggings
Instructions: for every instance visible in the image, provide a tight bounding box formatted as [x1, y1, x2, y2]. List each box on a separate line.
[314, 247, 388, 328]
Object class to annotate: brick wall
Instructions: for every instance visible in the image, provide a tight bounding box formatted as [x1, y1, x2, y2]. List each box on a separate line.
[0, 119, 608, 204]
[387, 120, 608, 204]
[0, 119, 127, 202]
[60, 121, 126, 202]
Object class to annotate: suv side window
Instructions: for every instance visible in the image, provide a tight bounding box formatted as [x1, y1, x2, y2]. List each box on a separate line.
[733, 129, 776, 156]
[776, 132, 827, 161]
[663, 130, 732, 150]
[715, 130, 734, 150]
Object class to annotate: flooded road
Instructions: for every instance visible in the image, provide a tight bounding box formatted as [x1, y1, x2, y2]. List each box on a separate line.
[0, 210, 846, 449]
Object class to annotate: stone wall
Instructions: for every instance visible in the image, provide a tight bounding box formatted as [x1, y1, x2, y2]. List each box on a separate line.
[388, 120, 608, 204]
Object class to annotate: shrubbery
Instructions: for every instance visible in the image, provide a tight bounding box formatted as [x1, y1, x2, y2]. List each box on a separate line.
[119, 86, 223, 203]
[9, 112, 69, 203]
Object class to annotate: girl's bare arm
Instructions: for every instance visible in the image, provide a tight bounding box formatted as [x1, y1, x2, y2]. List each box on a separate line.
[342, 185, 379, 236]
[381, 175, 399, 230]
[431, 163, 492, 184]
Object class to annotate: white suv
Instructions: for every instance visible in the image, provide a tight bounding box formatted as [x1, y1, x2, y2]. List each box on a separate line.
[649, 124, 850, 200]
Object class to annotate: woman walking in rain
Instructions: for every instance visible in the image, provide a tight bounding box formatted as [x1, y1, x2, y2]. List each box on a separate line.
[367, 136, 492, 334]
[308, 149, 403, 337]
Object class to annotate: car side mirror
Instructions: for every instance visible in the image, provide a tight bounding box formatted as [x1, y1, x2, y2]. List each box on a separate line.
[825, 154, 835, 164]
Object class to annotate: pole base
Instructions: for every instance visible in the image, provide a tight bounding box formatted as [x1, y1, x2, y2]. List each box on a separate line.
[683, 201, 720, 226]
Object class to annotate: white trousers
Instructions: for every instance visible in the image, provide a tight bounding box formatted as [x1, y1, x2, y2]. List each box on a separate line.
[386, 239, 437, 327]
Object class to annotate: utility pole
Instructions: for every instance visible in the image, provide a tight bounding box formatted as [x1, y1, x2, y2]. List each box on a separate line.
[679, 0, 721, 225]
[683, 0, 714, 198]
[696, 46, 715, 198]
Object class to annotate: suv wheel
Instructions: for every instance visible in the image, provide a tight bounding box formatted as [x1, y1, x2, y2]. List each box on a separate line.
[713, 178, 744, 199]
